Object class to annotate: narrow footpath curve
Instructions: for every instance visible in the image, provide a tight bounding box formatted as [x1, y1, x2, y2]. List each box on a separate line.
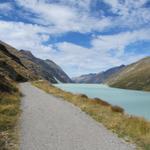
[20, 83, 136, 150]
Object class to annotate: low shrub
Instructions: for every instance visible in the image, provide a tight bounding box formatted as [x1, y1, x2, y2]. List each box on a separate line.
[77, 94, 88, 99]
[93, 98, 111, 106]
[111, 105, 124, 113]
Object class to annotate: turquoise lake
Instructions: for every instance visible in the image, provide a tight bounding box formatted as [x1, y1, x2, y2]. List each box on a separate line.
[54, 84, 150, 120]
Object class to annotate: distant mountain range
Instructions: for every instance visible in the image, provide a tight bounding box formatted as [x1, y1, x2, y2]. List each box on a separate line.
[0, 40, 150, 92]
[72, 65, 125, 83]
[73, 57, 150, 91]
[0, 40, 72, 86]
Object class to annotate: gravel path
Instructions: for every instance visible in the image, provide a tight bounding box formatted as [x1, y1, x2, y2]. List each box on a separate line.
[20, 83, 136, 150]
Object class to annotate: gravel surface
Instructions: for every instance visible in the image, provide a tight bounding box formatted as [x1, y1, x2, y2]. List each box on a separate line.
[20, 83, 136, 150]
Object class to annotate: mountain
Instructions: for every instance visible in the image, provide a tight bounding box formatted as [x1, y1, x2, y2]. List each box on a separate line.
[1, 40, 149, 91]
[18, 50, 72, 83]
[0, 40, 72, 86]
[0, 41, 37, 93]
[107, 57, 150, 91]
[45, 59, 72, 83]
[73, 57, 150, 91]
[72, 65, 125, 83]
[0, 41, 36, 83]
[72, 73, 96, 83]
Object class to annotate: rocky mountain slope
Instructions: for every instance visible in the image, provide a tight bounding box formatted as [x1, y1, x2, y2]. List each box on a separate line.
[72, 65, 125, 83]
[0, 40, 72, 86]
[18, 50, 72, 83]
[0, 42, 36, 83]
[107, 57, 150, 91]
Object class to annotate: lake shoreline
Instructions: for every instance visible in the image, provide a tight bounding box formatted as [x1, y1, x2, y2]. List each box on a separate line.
[54, 83, 150, 120]
[33, 80, 150, 150]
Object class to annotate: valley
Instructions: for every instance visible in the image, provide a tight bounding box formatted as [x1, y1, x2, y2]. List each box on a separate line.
[0, 40, 150, 150]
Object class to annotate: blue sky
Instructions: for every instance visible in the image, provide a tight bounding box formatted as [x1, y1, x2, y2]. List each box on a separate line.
[0, 0, 150, 77]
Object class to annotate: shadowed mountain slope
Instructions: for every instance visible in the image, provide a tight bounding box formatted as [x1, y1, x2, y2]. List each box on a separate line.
[18, 50, 72, 83]
[0, 40, 72, 85]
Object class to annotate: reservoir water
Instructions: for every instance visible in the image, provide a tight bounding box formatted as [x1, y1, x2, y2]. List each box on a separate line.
[54, 84, 150, 120]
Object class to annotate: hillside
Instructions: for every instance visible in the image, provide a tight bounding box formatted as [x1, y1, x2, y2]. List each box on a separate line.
[73, 57, 150, 91]
[0, 40, 72, 84]
[107, 57, 150, 91]
[0, 40, 72, 149]
[0, 42, 36, 83]
[72, 65, 125, 83]
[72, 73, 97, 83]
[18, 50, 72, 83]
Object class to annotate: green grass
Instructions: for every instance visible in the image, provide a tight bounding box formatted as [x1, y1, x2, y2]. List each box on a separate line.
[33, 80, 150, 150]
[0, 82, 21, 150]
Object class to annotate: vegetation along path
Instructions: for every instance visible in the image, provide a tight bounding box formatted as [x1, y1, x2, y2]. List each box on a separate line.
[20, 83, 135, 150]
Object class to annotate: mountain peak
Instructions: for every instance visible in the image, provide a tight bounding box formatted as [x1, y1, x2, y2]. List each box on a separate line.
[19, 50, 35, 59]
[45, 59, 55, 64]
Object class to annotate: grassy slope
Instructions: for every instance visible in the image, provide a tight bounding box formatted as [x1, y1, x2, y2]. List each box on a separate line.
[107, 57, 150, 91]
[0, 42, 38, 81]
[0, 76, 21, 150]
[0, 42, 37, 150]
[0, 42, 40, 150]
[33, 81, 150, 150]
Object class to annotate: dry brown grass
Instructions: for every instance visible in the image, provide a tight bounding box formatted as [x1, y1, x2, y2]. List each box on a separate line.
[0, 84, 20, 150]
[33, 80, 150, 150]
[93, 97, 111, 106]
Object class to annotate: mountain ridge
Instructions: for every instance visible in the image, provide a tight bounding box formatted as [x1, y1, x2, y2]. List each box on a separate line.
[73, 57, 150, 91]
[0, 40, 72, 86]
[18, 50, 72, 83]
[72, 65, 125, 83]
[1, 40, 149, 91]
[107, 56, 150, 91]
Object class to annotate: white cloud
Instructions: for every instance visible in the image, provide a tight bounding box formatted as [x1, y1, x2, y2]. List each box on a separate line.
[0, 0, 150, 77]
[59, 0, 91, 10]
[46, 29, 150, 76]
[103, 0, 147, 14]
[0, 20, 54, 57]
[12, 0, 150, 34]
[48, 29, 150, 76]
[92, 29, 150, 57]
[15, 0, 111, 33]
[0, 20, 149, 76]
[0, 2, 13, 12]
[103, 0, 150, 29]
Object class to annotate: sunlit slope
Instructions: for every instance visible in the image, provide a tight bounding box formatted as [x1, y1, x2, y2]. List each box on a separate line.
[107, 57, 150, 91]
[0, 41, 36, 82]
